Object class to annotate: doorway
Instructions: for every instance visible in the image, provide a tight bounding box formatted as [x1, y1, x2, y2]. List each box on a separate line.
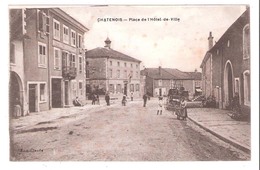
[124, 83, 127, 96]
[159, 88, 162, 96]
[224, 61, 234, 107]
[52, 78, 62, 108]
[29, 84, 37, 112]
[65, 81, 69, 105]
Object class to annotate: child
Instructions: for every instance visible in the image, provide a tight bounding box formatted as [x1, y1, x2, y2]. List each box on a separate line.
[157, 96, 163, 115]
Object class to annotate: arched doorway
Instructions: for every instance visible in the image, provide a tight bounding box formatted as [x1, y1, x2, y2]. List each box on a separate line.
[9, 71, 23, 117]
[224, 61, 234, 108]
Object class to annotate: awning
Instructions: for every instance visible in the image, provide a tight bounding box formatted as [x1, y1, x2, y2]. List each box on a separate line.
[195, 89, 202, 92]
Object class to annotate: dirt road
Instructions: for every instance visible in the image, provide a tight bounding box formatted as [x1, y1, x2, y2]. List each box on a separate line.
[10, 99, 249, 161]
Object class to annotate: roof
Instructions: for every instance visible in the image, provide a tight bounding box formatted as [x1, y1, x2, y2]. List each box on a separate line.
[50, 8, 89, 33]
[200, 8, 249, 68]
[86, 47, 141, 63]
[208, 8, 249, 53]
[184, 72, 202, 80]
[141, 67, 201, 80]
[141, 68, 176, 79]
[163, 68, 191, 79]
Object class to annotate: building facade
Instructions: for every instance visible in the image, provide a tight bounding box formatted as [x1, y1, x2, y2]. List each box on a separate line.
[200, 8, 250, 114]
[9, 8, 88, 116]
[141, 67, 202, 98]
[85, 38, 142, 98]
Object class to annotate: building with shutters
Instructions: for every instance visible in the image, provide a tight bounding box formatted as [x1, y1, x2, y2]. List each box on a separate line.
[85, 38, 142, 98]
[200, 8, 250, 114]
[141, 67, 201, 98]
[9, 8, 88, 116]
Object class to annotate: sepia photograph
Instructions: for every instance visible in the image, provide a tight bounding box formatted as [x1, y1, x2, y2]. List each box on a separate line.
[3, 0, 259, 169]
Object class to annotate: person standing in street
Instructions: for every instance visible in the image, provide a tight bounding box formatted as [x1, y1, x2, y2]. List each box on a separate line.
[130, 92, 133, 101]
[105, 92, 110, 106]
[143, 93, 148, 107]
[91, 93, 96, 105]
[96, 94, 100, 105]
[122, 94, 127, 106]
[180, 98, 187, 120]
[157, 96, 163, 115]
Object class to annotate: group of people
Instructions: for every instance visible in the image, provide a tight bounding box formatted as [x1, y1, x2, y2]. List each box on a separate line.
[73, 92, 188, 120]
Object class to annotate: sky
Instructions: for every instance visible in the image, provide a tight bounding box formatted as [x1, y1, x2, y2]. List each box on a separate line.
[61, 5, 246, 72]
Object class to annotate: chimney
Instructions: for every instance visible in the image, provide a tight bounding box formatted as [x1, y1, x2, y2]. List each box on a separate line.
[104, 37, 111, 49]
[208, 32, 214, 50]
[159, 66, 162, 76]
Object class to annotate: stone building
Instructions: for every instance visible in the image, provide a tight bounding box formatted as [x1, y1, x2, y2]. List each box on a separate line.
[9, 8, 88, 116]
[141, 67, 202, 98]
[200, 8, 250, 115]
[85, 38, 142, 98]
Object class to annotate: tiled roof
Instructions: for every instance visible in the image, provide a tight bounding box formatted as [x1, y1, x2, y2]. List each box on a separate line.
[184, 72, 202, 80]
[141, 68, 176, 79]
[141, 68, 201, 80]
[86, 47, 141, 63]
[163, 68, 191, 79]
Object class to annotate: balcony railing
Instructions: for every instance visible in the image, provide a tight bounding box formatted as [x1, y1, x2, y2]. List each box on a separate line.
[62, 66, 77, 80]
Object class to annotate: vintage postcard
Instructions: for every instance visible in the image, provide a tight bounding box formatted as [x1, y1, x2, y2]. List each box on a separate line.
[6, 3, 258, 169]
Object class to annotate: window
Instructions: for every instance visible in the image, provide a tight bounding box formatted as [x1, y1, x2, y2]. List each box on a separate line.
[38, 42, 47, 67]
[116, 84, 122, 93]
[243, 24, 250, 59]
[86, 61, 90, 78]
[110, 61, 112, 66]
[79, 81, 83, 96]
[216, 49, 219, 55]
[63, 25, 69, 44]
[131, 63, 133, 68]
[195, 81, 200, 87]
[109, 69, 113, 78]
[170, 80, 174, 88]
[53, 19, 60, 40]
[136, 64, 138, 69]
[10, 43, 15, 64]
[79, 56, 83, 73]
[136, 71, 139, 78]
[109, 84, 114, 93]
[78, 34, 82, 48]
[71, 29, 76, 47]
[117, 61, 120, 67]
[130, 84, 134, 92]
[227, 40, 230, 47]
[40, 83, 46, 101]
[62, 51, 69, 67]
[158, 79, 162, 86]
[135, 84, 140, 92]
[69, 54, 76, 67]
[124, 62, 127, 67]
[243, 71, 250, 105]
[117, 70, 120, 78]
[124, 70, 127, 78]
[54, 48, 61, 70]
[38, 10, 49, 34]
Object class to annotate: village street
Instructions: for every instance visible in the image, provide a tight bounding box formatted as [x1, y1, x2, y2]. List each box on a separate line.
[10, 98, 249, 161]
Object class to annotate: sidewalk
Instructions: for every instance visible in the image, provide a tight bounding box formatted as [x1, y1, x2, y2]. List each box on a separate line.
[187, 108, 250, 154]
[10, 100, 107, 131]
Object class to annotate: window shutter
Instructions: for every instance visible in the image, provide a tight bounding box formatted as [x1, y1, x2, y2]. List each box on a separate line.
[38, 11, 43, 31]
